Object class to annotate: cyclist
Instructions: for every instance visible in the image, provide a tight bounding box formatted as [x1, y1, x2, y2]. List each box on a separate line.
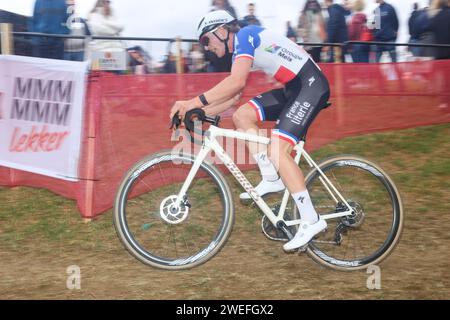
[170, 10, 331, 251]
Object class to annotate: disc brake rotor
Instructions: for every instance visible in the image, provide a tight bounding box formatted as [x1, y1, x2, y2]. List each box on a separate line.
[341, 200, 365, 228]
[159, 195, 189, 225]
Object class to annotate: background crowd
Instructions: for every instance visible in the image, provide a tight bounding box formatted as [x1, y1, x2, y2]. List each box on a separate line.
[0, 0, 449, 74]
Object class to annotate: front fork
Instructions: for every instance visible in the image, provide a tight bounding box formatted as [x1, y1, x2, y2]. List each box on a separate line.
[173, 143, 212, 209]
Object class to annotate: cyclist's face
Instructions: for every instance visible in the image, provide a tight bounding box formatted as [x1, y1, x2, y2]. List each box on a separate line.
[200, 27, 227, 58]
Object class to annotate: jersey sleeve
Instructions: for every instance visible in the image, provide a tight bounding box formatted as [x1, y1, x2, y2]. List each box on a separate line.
[234, 27, 261, 60]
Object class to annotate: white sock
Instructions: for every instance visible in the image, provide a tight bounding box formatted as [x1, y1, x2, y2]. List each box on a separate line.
[292, 190, 319, 223]
[253, 152, 279, 182]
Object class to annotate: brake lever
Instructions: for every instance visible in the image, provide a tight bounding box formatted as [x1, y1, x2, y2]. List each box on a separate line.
[170, 112, 181, 130]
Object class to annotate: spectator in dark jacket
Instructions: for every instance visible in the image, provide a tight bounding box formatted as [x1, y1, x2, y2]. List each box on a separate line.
[412, 3, 434, 57]
[239, 3, 262, 27]
[408, 3, 422, 57]
[426, 0, 450, 59]
[374, 0, 399, 62]
[324, 0, 351, 62]
[30, 0, 69, 60]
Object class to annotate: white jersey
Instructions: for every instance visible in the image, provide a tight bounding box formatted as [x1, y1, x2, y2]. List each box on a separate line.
[233, 25, 314, 84]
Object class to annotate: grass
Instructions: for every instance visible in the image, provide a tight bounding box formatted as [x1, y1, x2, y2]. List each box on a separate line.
[1, 123, 450, 299]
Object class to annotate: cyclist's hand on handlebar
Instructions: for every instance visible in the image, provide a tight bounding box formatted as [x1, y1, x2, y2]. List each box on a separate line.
[169, 100, 195, 122]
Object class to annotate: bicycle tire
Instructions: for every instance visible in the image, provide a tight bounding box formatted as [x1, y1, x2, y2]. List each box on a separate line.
[304, 155, 404, 271]
[113, 150, 234, 270]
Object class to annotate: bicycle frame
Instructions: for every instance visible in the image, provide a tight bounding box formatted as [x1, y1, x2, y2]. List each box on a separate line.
[174, 125, 354, 228]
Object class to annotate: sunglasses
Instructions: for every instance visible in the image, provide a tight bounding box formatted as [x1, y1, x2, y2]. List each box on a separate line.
[199, 25, 223, 47]
[199, 35, 210, 47]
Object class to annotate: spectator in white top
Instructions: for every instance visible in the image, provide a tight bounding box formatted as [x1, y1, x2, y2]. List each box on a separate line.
[87, 0, 125, 53]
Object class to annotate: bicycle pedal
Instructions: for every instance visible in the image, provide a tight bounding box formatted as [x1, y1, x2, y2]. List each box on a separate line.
[297, 245, 308, 253]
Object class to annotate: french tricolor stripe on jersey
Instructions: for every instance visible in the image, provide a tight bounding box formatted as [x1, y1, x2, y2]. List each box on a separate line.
[248, 99, 265, 121]
[272, 129, 299, 146]
[274, 66, 297, 84]
[235, 54, 254, 60]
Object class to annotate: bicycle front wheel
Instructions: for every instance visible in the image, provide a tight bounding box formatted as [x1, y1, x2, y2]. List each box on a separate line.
[304, 155, 403, 271]
[114, 151, 234, 270]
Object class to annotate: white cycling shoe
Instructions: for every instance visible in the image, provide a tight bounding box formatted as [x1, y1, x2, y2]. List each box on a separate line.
[239, 178, 285, 201]
[283, 217, 327, 252]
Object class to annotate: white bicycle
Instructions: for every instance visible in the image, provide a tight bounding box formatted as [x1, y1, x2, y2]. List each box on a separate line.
[114, 108, 403, 271]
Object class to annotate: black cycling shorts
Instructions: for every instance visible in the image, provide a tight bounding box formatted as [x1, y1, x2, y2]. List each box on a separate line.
[247, 59, 330, 146]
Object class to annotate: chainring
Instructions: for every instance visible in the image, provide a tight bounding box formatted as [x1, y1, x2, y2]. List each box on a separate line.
[261, 203, 299, 242]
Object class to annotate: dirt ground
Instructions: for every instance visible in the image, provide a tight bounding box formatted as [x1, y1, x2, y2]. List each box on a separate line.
[1, 124, 449, 300]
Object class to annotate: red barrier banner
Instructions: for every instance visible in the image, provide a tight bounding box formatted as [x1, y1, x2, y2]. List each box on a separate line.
[1, 60, 449, 218]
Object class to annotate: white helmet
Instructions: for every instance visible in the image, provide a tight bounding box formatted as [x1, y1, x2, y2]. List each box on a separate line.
[196, 10, 236, 39]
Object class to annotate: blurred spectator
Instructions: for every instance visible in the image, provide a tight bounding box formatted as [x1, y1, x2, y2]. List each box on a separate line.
[188, 43, 207, 73]
[324, 0, 351, 62]
[162, 53, 177, 73]
[64, 0, 91, 61]
[298, 0, 326, 63]
[408, 3, 422, 57]
[411, 1, 434, 57]
[374, 0, 399, 62]
[128, 46, 152, 74]
[30, 0, 69, 60]
[425, 0, 450, 60]
[348, 0, 371, 63]
[87, 0, 125, 53]
[286, 21, 298, 43]
[239, 3, 262, 27]
[211, 0, 238, 18]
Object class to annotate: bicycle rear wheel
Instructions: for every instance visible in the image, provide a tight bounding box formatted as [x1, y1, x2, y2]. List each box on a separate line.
[114, 151, 234, 270]
[302, 155, 403, 271]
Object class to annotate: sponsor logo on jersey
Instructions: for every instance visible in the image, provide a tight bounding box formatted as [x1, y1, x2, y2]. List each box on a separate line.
[278, 48, 303, 63]
[264, 44, 282, 54]
[248, 35, 255, 48]
[308, 76, 316, 87]
[286, 101, 312, 125]
[265, 44, 303, 63]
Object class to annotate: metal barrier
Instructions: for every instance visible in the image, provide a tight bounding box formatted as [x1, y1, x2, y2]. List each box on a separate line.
[1, 26, 450, 72]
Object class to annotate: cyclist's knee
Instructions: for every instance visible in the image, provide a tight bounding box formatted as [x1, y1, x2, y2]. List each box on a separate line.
[268, 137, 293, 163]
[233, 104, 257, 129]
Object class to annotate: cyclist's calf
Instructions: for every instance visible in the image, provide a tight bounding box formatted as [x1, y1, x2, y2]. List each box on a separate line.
[267, 137, 291, 172]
